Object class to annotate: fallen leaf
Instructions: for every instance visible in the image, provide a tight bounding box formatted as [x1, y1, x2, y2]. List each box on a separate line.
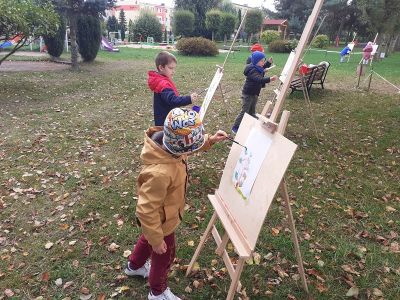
[372, 288, 383, 296]
[4, 289, 14, 297]
[342, 264, 360, 276]
[45, 242, 54, 250]
[63, 281, 74, 289]
[123, 250, 131, 258]
[42, 272, 50, 282]
[97, 294, 106, 300]
[187, 240, 194, 247]
[55, 278, 63, 286]
[346, 286, 359, 297]
[386, 206, 396, 212]
[79, 294, 92, 300]
[271, 228, 280, 236]
[253, 252, 261, 265]
[108, 242, 119, 252]
[185, 286, 192, 293]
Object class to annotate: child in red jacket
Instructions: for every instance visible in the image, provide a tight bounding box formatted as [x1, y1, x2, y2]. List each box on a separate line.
[148, 51, 198, 126]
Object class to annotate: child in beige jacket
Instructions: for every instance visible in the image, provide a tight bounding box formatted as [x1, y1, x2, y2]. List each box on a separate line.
[125, 107, 227, 300]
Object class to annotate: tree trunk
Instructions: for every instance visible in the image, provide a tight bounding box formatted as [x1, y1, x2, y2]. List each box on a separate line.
[224, 34, 227, 46]
[69, 12, 79, 69]
[388, 33, 399, 53]
[212, 31, 214, 42]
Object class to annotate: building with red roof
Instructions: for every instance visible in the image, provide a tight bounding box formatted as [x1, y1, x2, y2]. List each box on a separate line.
[262, 19, 288, 39]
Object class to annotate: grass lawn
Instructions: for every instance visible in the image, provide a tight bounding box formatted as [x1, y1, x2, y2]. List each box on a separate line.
[0, 47, 399, 300]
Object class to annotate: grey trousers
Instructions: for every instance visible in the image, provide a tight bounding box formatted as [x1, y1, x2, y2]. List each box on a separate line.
[232, 94, 258, 129]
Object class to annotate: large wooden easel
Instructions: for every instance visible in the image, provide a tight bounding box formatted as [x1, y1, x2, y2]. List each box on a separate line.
[186, 1, 325, 299]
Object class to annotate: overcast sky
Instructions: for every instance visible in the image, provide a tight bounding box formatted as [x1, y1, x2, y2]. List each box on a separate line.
[140, 0, 276, 11]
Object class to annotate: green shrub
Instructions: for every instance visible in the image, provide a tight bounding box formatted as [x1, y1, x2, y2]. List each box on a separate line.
[268, 39, 294, 53]
[77, 15, 101, 62]
[176, 37, 218, 56]
[312, 34, 329, 48]
[288, 39, 299, 50]
[44, 17, 65, 58]
[260, 30, 280, 44]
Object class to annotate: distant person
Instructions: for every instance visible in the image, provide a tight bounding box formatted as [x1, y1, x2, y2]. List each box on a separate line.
[362, 42, 373, 65]
[246, 43, 273, 69]
[339, 45, 352, 63]
[148, 51, 198, 126]
[232, 51, 278, 134]
[124, 108, 227, 300]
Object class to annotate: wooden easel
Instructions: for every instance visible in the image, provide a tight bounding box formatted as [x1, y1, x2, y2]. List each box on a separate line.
[346, 33, 357, 63]
[356, 33, 378, 89]
[186, 112, 305, 300]
[186, 1, 325, 299]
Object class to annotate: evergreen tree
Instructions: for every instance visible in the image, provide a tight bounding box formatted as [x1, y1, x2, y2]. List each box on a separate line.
[173, 10, 195, 37]
[119, 9, 127, 41]
[244, 9, 263, 42]
[44, 16, 66, 58]
[77, 15, 101, 62]
[206, 9, 222, 41]
[219, 12, 236, 44]
[175, 0, 222, 37]
[107, 16, 118, 33]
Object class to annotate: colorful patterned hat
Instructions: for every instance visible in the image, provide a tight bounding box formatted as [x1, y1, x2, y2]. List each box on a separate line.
[163, 108, 205, 155]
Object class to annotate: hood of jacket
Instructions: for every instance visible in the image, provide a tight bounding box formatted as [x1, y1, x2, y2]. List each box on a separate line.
[147, 71, 178, 95]
[140, 126, 184, 165]
[244, 63, 264, 76]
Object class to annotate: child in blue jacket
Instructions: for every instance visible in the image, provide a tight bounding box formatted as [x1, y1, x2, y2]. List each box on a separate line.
[231, 51, 277, 133]
[340, 45, 352, 62]
[148, 51, 198, 126]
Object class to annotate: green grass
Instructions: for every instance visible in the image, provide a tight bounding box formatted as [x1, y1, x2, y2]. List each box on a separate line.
[0, 47, 399, 299]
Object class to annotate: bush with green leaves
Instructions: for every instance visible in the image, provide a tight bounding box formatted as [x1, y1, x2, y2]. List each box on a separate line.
[260, 30, 280, 45]
[268, 39, 294, 53]
[312, 34, 329, 48]
[176, 37, 218, 56]
[44, 17, 66, 58]
[77, 15, 101, 62]
[132, 11, 162, 42]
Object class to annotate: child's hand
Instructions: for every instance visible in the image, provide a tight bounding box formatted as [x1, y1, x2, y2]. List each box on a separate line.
[270, 75, 278, 82]
[190, 93, 198, 103]
[210, 130, 228, 144]
[152, 241, 167, 254]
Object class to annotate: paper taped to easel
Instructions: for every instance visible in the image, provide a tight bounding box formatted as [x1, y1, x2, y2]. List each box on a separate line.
[279, 51, 295, 82]
[199, 67, 224, 121]
[372, 44, 379, 55]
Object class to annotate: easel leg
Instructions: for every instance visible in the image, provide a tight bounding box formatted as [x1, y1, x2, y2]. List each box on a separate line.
[261, 100, 274, 117]
[226, 257, 246, 300]
[216, 232, 229, 256]
[279, 179, 309, 294]
[367, 71, 373, 91]
[186, 212, 218, 276]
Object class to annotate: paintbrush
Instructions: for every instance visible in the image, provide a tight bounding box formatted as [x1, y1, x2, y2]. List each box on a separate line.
[226, 135, 247, 151]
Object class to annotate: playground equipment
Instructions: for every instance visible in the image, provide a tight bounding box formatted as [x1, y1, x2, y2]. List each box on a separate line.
[101, 37, 119, 52]
[0, 35, 22, 49]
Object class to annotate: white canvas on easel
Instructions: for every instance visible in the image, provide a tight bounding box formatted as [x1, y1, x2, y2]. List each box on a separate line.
[199, 67, 224, 120]
[214, 114, 297, 252]
[371, 44, 379, 55]
[279, 50, 295, 82]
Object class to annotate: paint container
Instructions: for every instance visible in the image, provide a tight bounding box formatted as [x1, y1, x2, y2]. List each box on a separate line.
[192, 105, 201, 113]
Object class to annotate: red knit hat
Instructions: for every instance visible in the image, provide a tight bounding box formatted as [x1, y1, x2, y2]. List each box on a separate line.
[250, 43, 264, 52]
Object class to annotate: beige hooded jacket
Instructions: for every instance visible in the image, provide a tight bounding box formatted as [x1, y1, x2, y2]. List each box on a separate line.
[135, 126, 213, 247]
